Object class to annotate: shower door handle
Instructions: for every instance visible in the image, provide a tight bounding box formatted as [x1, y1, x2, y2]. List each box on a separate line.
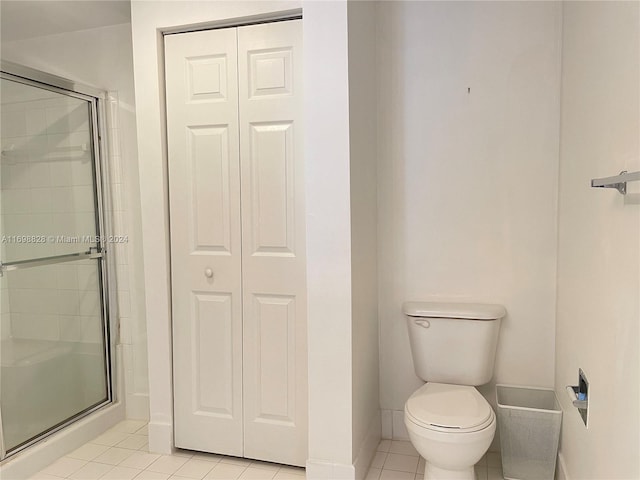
[0, 250, 104, 276]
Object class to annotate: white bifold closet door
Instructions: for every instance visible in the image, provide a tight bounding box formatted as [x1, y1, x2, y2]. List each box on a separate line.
[165, 19, 306, 467]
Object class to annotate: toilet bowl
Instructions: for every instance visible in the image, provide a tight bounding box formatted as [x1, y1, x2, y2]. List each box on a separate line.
[405, 383, 496, 479]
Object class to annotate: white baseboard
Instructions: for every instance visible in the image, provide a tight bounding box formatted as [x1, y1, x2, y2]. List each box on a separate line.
[381, 409, 409, 440]
[353, 411, 381, 480]
[148, 420, 174, 455]
[306, 459, 355, 480]
[392, 410, 409, 440]
[381, 410, 392, 439]
[557, 451, 569, 480]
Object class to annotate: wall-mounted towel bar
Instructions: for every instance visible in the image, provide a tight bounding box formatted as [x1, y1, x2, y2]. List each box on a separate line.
[591, 170, 640, 195]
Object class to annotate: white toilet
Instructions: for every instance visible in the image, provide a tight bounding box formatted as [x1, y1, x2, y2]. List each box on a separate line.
[402, 301, 506, 480]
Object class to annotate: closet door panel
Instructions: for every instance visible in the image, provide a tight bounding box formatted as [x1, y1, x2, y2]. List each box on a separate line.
[248, 122, 296, 255]
[165, 28, 243, 456]
[238, 19, 307, 467]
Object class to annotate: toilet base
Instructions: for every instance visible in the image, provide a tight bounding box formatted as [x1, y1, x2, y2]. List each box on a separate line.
[424, 462, 475, 480]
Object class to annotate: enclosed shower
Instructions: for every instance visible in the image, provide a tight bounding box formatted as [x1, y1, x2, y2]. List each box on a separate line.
[0, 63, 114, 460]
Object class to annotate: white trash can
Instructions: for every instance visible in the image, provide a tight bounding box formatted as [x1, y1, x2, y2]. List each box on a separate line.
[496, 385, 562, 480]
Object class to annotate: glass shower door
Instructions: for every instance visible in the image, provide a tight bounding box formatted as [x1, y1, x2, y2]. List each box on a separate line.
[0, 74, 112, 458]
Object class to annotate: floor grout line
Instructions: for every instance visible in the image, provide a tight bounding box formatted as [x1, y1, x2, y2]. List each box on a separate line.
[31, 423, 502, 480]
[369, 440, 503, 480]
[29, 421, 305, 480]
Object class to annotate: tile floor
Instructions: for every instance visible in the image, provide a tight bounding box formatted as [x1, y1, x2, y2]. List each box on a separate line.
[365, 439, 503, 480]
[29, 421, 305, 480]
[28, 421, 503, 480]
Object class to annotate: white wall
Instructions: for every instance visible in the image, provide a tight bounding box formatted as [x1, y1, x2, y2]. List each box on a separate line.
[555, 2, 640, 478]
[376, 1, 562, 439]
[302, 2, 355, 476]
[347, 1, 380, 476]
[130, 3, 359, 477]
[1, 23, 150, 419]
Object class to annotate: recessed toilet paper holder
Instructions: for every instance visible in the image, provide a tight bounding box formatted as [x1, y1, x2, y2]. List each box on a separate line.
[565, 368, 589, 426]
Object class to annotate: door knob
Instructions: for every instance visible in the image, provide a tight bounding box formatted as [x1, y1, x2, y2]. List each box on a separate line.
[204, 268, 214, 279]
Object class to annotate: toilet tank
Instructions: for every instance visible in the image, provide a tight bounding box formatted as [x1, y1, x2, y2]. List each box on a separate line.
[403, 302, 506, 386]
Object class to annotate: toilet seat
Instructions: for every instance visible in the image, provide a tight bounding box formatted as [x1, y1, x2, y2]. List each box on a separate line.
[405, 383, 494, 433]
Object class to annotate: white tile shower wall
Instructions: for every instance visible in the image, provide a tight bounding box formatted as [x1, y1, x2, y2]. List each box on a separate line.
[376, 2, 562, 451]
[1, 204, 9, 340]
[0, 90, 137, 375]
[105, 91, 148, 419]
[1, 92, 103, 344]
[0, 269, 10, 341]
[2, 22, 149, 419]
[1, 128, 5, 341]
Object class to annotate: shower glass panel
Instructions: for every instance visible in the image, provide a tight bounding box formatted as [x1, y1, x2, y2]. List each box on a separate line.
[0, 73, 111, 458]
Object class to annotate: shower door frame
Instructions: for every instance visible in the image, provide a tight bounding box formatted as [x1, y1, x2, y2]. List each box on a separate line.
[0, 61, 117, 461]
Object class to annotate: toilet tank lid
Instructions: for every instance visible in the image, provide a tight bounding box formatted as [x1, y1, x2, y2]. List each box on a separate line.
[402, 301, 506, 320]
